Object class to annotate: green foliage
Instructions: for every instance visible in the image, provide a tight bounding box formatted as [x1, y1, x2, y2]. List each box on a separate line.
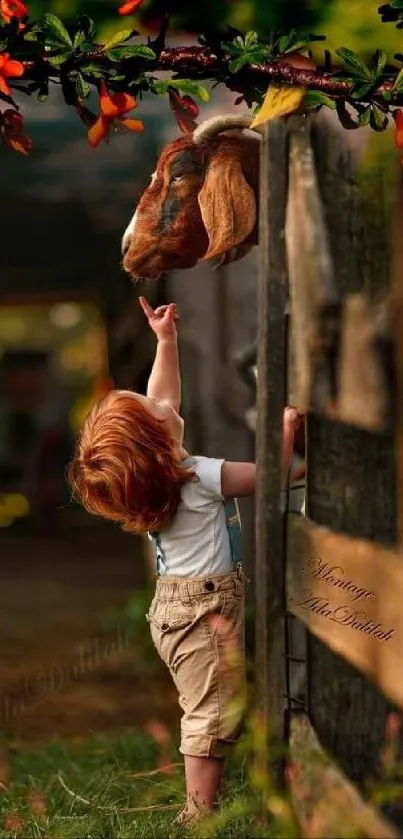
[0, 1, 403, 151]
[223, 28, 325, 73]
[0, 729, 284, 838]
[304, 90, 337, 110]
[224, 32, 271, 73]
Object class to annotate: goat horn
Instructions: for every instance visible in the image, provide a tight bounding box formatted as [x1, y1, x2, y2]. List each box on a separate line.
[192, 113, 262, 145]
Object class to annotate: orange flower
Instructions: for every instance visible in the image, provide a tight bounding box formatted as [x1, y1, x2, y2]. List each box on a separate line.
[0, 0, 27, 24]
[1, 108, 32, 154]
[87, 80, 144, 148]
[118, 0, 144, 15]
[0, 53, 24, 96]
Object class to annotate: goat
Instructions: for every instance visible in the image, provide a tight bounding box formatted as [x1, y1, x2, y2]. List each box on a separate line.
[121, 113, 262, 281]
[121, 52, 316, 282]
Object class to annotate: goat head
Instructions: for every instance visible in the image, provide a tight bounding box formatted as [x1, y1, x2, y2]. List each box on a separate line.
[122, 122, 260, 281]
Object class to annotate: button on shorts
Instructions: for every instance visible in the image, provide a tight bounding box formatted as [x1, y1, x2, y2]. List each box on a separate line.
[146, 565, 247, 758]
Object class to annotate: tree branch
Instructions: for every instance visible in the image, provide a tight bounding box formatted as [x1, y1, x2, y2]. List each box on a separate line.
[18, 46, 403, 106]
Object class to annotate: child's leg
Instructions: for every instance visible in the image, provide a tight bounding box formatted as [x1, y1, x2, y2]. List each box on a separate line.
[184, 755, 225, 808]
[148, 570, 246, 823]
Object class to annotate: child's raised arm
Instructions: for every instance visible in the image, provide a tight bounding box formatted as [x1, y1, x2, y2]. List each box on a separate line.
[139, 296, 181, 412]
[221, 408, 303, 498]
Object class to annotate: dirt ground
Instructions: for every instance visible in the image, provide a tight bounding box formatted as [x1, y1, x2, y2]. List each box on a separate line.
[0, 512, 178, 746]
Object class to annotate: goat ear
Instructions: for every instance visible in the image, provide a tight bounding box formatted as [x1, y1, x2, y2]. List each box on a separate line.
[197, 148, 256, 260]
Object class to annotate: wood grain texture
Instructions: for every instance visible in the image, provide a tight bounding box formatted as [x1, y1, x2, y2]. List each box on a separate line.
[286, 118, 340, 416]
[287, 516, 403, 711]
[305, 414, 398, 787]
[255, 119, 288, 776]
[289, 715, 398, 839]
[286, 119, 392, 433]
[392, 176, 403, 549]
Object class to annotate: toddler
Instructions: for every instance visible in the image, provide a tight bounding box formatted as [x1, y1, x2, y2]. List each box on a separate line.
[68, 297, 300, 826]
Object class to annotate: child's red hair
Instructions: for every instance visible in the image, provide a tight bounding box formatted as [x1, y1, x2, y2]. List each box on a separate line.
[68, 390, 194, 533]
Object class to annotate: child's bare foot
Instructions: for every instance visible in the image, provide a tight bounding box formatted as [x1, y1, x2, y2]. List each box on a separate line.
[174, 795, 210, 829]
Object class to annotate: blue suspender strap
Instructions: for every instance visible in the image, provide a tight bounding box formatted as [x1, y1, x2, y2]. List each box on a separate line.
[148, 531, 166, 576]
[224, 498, 243, 568]
[148, 457, 195, 577]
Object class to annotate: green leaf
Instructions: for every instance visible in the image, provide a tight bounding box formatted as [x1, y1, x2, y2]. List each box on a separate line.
[393, 67, 403, 90]
[167, 79, 210, 102]
[282, 39, 311, 53]
[44, 13, 72, 48]
[372, 49, 387, 78]
[245, 31, 258, 47]
[358, 104, 371, 126]
[81, 63, 104, 78]
[304, 90, 336, 110]
[246, 44, 270, 60]
[47, 51, 71, 67]
[73, 29, 86, 51]
[391, 0, 403, 8]
[370, 103, 389, 131]
[105, 45, 156, 61]
[104, 30, 134, 50]
[351, 82, 374, 100]
[278, 32, 295, 53]
[336, 47, 372, 80]
[223, 41, 243, 56]
[151, 79, 168, 95]
[229, 55, 249, 73]
[74, 72, 90, 99]
[82, 69, 104, 79]
[78, 42, 96, 54]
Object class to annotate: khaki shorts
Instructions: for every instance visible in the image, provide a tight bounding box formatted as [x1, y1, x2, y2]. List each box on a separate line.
[147, 565, 247, 758]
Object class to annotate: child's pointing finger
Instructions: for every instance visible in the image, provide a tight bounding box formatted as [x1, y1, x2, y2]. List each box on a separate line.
[139, 296, 154, 319]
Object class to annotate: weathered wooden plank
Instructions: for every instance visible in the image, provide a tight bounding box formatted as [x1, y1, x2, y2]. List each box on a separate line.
[287, 114, 400, 804]
[286, 118, 340, 416]
[392, 175, 403, 548]
[287, 515, 403, 711]
[335, 294, 392, 432]
[289, 715, 399, 839]
[305, 411, 397, 787]
[307, 413, 396, 546]
[286, 120, 392, 433]
[255, 119, 288, 776]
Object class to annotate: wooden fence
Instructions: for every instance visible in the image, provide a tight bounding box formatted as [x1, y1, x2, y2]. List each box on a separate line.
[255, 114, 403, 837]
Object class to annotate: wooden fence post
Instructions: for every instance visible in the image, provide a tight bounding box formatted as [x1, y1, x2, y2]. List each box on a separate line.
[255, 119, 288, 780]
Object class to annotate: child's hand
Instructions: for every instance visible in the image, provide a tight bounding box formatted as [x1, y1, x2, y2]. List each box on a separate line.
[139, 296, 180, 342]
[283, 407, 304, 475]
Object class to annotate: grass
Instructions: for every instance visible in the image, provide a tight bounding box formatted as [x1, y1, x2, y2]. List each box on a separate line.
[0, 728, 297, 839]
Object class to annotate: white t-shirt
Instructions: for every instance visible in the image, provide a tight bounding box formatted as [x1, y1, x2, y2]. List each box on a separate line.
[149, 455, 233, 578]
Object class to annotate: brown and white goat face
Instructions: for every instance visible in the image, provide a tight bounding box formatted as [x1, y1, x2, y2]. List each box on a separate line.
[122, 133, 259, 281]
